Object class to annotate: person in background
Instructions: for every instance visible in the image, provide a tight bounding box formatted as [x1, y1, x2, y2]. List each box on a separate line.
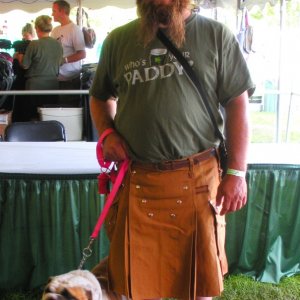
[51, 0, 86, 106]
[11, 23, 36, 121]
[12, 23, 35, 90]
[90, 0, 255, 299]
[22, 23, 35, 41]
[17, 15, 63, 120]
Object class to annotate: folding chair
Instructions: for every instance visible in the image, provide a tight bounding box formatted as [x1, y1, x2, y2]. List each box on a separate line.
[4, 120, 66, 142]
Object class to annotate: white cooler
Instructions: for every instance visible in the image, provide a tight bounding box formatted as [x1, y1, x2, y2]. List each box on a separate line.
[38, 107, 83, 141]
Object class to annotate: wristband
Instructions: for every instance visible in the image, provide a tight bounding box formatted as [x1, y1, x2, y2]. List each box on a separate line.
[64, 57, 68, 64]
[226, 168, 246, 177]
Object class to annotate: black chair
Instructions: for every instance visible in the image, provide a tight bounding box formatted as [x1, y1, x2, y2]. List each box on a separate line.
[4, 120, 66, 142]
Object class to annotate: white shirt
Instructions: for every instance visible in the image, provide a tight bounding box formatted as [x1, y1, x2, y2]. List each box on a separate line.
[51, 22, 85, 80]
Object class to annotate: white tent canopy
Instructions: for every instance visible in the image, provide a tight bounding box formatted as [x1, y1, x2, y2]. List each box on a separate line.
[199, 0, 277, 9]
[0, 0, 279, 14]
[0, 0, 136, 13]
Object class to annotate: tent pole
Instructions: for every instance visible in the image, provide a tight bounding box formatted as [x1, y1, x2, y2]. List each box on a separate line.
[275, 0, 284, 142]
[77, 0, 82, 28]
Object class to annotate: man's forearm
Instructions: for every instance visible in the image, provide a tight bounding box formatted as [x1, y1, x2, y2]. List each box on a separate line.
[224, 91, 250, 171]
[90, 96, 117, 135]
[64, 50, 86, 63]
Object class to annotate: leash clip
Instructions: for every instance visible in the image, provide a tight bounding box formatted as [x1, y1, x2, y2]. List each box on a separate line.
[78, 238, 95, 270]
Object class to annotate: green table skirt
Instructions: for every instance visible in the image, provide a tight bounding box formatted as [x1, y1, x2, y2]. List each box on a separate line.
[0, 173, 109, 289]
[1, 165, 300, 289]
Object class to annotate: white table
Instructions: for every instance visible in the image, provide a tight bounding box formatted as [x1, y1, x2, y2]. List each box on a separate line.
[0, 141, 99, 174]
[0, 142, 299, 175]
[248, 143, 300, 165]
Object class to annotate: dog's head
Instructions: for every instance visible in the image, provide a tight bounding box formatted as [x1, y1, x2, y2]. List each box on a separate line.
[42, 270, 102, 300]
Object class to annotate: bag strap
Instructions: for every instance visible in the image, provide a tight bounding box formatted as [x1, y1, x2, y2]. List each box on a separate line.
[76, 8, 91, 28]
[156, 29, 225, 143]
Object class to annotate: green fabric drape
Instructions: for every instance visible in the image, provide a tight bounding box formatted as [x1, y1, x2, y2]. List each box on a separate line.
[0, 174, 109, 289]
[226, 164, 300, 283]
[1, 164, 300, 289]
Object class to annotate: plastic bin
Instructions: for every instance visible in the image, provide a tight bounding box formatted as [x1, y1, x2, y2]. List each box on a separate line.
[38, 107, 83, 141]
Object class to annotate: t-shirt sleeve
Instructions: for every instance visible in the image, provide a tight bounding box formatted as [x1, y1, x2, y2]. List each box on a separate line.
[217, 27, 255, 105]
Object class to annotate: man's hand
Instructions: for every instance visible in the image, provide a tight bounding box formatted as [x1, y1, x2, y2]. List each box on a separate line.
[216, 174, 247, 215]
[102, 132, 129, 162]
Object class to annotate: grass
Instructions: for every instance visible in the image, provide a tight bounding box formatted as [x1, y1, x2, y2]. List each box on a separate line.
[215, 274, 300, 300]
[250, 108, 300, 143]
[1, 274, 300, 300]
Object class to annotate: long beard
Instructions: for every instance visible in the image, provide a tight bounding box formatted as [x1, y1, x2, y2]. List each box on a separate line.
[137, 0, 190, 48]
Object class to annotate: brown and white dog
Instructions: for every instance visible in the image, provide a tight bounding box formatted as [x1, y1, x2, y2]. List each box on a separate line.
[42, 258, 123, 300]
[42, 269, 105, 300]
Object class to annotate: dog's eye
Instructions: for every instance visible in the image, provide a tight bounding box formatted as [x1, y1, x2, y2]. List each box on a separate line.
[44, 287, 51, 293]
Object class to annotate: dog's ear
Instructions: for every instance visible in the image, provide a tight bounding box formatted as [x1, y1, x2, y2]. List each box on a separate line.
[46, 276, 54, 284]
[63, 287, 92, 300]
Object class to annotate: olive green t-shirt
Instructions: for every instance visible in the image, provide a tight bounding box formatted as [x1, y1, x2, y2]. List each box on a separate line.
[23, 37, 63, 79]
[90, 13, 255, 162]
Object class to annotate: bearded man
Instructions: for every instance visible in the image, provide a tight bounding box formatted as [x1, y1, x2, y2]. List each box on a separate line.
[90, 0, 255, 299]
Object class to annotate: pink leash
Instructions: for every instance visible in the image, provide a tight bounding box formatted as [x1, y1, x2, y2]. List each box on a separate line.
[78, 128, 129, 269]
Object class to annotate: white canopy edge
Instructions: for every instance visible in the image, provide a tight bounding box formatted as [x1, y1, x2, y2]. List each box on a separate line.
[239, 0, 277, 9]
[0, 0, 136, 13]
[198, 0, 277, 10]
[0, 0, 279, 14]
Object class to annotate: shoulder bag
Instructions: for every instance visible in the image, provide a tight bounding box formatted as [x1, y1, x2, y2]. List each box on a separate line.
[77, 8, 96, 49]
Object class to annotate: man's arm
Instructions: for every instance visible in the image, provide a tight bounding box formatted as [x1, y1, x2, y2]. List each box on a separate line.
[16, 53, 26, 68]
[63, 50, 86, 64]
[90, 96, 116, 133]
[216, 91, 250, 215]
[225, 91, 250, 171]
[90, 96, 129, 161]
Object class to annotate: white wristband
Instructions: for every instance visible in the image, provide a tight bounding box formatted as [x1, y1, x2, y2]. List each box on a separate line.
[226, 168, 246, 177]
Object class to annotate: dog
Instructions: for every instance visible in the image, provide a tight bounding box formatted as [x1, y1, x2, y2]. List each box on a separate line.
[42, 269, 105, 300]
[42, 258, 123, 300]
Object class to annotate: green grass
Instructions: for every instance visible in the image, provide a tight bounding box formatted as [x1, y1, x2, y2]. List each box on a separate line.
[1, 274, 300, 300]
[250, 111, 277, 143]
[215, 274, 300, 300]
[250, 110, 300, 143]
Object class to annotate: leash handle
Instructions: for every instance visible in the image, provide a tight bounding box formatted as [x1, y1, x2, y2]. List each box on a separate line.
[93, 128, 130, 238]
[96, 128, 115, 170]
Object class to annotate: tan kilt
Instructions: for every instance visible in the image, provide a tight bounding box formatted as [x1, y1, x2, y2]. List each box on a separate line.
[95, 149, 228, 299]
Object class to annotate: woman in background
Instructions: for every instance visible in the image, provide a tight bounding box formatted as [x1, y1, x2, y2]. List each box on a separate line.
[12, 22, 35, 90]
[21, 23, 35, 41]
[17, 15, 63, 120]
[11, 22, 35, 121]
[18, 15, 63, 90]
